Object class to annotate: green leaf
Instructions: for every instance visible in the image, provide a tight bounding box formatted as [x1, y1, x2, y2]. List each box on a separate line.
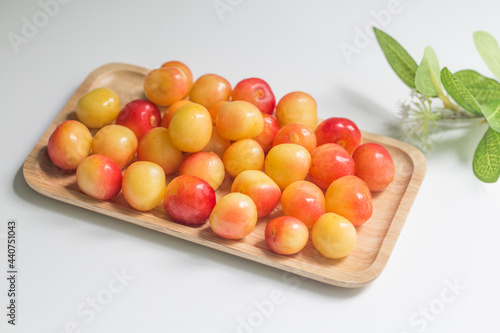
[373, 27, 418, 89]
[440, 67, 483, 116]
[415, 46, 442, 97]
[473, 31, 500, 81]
[481, 100, 500, 132]
[473, 126, 500, 183]
[454, 70, 500, 104]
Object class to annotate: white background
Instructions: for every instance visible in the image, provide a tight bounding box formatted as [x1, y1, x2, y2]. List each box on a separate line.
[1, 0, 500, 332]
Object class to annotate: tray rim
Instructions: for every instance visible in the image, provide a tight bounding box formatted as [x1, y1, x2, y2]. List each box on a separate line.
[22, 62, 427, 288]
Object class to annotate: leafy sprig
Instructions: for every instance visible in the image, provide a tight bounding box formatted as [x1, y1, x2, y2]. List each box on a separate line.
[374, 28, 500, 183]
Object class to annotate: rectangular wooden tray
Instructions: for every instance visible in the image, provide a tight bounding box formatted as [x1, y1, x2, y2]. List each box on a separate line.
[23, 63, 426, 288]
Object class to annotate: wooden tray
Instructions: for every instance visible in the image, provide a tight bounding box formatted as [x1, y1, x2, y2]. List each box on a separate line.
[23, 63, 426, 288]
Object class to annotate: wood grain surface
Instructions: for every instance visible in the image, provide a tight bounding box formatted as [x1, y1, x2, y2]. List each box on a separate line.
[23, 63, 427, 288]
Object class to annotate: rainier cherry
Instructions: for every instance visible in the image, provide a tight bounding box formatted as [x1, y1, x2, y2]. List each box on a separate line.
[231, 78, 276, 115]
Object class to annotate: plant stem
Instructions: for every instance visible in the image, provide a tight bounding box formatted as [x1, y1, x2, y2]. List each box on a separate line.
[439, 111, 483, 120]
[437, 91, 462, 113]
